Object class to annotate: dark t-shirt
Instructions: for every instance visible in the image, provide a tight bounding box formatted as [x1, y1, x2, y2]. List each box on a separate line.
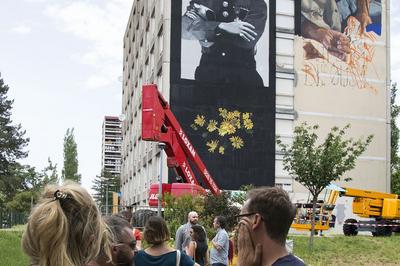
[272, 254, 306, 266]
[134, 250, 195, 266]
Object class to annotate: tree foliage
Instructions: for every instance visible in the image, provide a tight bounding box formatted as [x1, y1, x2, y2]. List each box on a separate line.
[163, 193, 205, 238]
[277, 123, 373, 249]
[62, 128, 81, 182]
[390, 82, 400, 194]
[0, 75, 29, 204]
[163, 190, 244, 240]
[91, 169, 120, 213]
[4, 160, 59, 213]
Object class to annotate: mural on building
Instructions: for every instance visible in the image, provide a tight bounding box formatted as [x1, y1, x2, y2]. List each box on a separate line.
[180, 0, 270, 86]
[298, 0, 383, 92]
[169, 0, 275, 190]
[190, 108, 254, 155]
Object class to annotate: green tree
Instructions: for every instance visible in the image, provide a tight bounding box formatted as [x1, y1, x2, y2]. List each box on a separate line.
[92, 169, 120, 214]
[390, 82, 400, 194]
[62, 128, 81, 182]
[164, 193, 205, 238]
[201, 191, 241, 235]
[0, 75, 29, 209]
[42, 157, 59, 185]
[277, 123, 373, 249]
[5, 160, 58, 213]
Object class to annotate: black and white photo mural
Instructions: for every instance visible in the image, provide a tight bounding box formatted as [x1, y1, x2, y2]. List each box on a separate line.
[169, 0, 276, 190]
[180, 0, 270, 86]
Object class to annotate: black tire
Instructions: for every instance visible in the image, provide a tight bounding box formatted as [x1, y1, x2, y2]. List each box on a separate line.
[343, 218, 358, 236]
[374, 220, 392, 237]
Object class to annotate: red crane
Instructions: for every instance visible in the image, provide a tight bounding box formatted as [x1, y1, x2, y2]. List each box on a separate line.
[141, 84, 221, 206]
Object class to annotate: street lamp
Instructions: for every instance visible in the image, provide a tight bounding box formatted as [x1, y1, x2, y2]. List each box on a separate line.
[158, 143, 166, 217]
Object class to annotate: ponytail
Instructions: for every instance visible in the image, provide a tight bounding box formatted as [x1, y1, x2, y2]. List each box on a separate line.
[22, 181, 111, 266]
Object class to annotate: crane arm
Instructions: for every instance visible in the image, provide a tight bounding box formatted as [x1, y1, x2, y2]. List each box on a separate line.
[142, 84, 221, 195]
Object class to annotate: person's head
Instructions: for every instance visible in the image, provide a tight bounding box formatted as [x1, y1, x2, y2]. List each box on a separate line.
[213, 216, 227, 230]
[143, 216, 170, 246]
[190, 225, 206, 242]
[116, 210, 132, 224]
[102, 215, 135, 266]
[240, 186, 295, 246]
[22, 181, 111, 266]
[187, 211, 199, 225]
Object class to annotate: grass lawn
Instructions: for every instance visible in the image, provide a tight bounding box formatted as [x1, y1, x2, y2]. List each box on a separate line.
[1, 228, 400, 265]
[290, 234, 400, 265]
[0, 227, 29, 266]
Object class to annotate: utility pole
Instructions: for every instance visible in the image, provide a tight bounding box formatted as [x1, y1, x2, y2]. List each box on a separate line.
[158, 143, 165, 217]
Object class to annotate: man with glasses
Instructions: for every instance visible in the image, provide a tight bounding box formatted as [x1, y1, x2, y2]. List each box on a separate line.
[210, 216, 229, 266]
[93, 215, 137, 266]
[236, 187, 305, 266]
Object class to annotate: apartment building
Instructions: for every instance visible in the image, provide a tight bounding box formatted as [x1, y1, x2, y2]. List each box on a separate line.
[120, 0, 391, 219]
[101, 116, 122, 176]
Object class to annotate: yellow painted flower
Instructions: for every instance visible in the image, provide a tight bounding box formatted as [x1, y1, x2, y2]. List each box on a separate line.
[207, 120, 218, 132]
[230, 136, 244, 149]
[219, 108, 228, 119]
[219, 146, 225, 154]
[219, 120, 236, 136]
[242, 112, 251, 120]
[234, 118, 241, 129]
[194, 115, 206, 127]
[243, 118, 254, 130]
[226, 110, 240, 120]
[206, 140, 219, 153]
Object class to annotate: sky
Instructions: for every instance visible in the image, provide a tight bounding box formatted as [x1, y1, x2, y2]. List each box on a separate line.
[0, 0, 400, 193]
[0, 0, 132, 191]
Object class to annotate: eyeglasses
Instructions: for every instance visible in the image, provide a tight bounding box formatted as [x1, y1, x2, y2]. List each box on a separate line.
[235, 212, 264, 223]
[115, 240, 136, 250]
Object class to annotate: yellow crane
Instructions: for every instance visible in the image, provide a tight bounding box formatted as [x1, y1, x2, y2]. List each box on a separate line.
[291, 185, 400, 236]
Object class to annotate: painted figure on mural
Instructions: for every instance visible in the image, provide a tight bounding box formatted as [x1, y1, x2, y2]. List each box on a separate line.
[301, 0, 382, 61]
[182, 0, 268, 86]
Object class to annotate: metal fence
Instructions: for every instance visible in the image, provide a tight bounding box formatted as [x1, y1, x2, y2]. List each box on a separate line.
[0, 211, 27, 229]
[98, 205, 158, 228]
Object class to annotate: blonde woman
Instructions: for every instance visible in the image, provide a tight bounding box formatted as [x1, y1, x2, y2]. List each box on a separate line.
[22, 181, 112, 266]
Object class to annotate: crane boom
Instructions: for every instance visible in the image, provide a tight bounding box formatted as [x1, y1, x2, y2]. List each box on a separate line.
[142, 84, 221, 195]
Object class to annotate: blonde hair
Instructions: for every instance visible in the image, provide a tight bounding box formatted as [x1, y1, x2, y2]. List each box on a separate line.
[22, 181, 112, 266]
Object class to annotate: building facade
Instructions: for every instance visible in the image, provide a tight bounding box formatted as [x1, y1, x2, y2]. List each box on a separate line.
[120, 0, 391, 217]
[101, 116, 122, 176]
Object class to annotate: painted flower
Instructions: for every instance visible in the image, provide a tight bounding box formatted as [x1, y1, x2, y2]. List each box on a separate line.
[207, 120, 218, 132]
[230, 136, 244, 149]
[206, 140, 219, 153]
[219, 120, 236, 136]
[243, 118, 254, 130]
[219, 108, 228, 119]
[219, 146, 225, 154]
[194, 115, 206, 127]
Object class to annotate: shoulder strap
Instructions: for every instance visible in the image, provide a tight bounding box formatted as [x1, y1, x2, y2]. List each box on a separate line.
[193, 241, 197, 261]
[176, 250, 181, 266]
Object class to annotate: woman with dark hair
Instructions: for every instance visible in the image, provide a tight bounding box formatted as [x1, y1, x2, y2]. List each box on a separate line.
[185, 225, 209, 266]
[134, 216, 197, 266]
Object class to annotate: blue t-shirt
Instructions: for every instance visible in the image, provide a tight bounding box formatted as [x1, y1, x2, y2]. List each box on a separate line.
[272, 254, 306, 266]
[134, 250, 195, 266]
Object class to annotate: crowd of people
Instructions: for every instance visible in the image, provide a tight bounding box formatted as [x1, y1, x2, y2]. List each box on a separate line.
[22, 181, 305, 266]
